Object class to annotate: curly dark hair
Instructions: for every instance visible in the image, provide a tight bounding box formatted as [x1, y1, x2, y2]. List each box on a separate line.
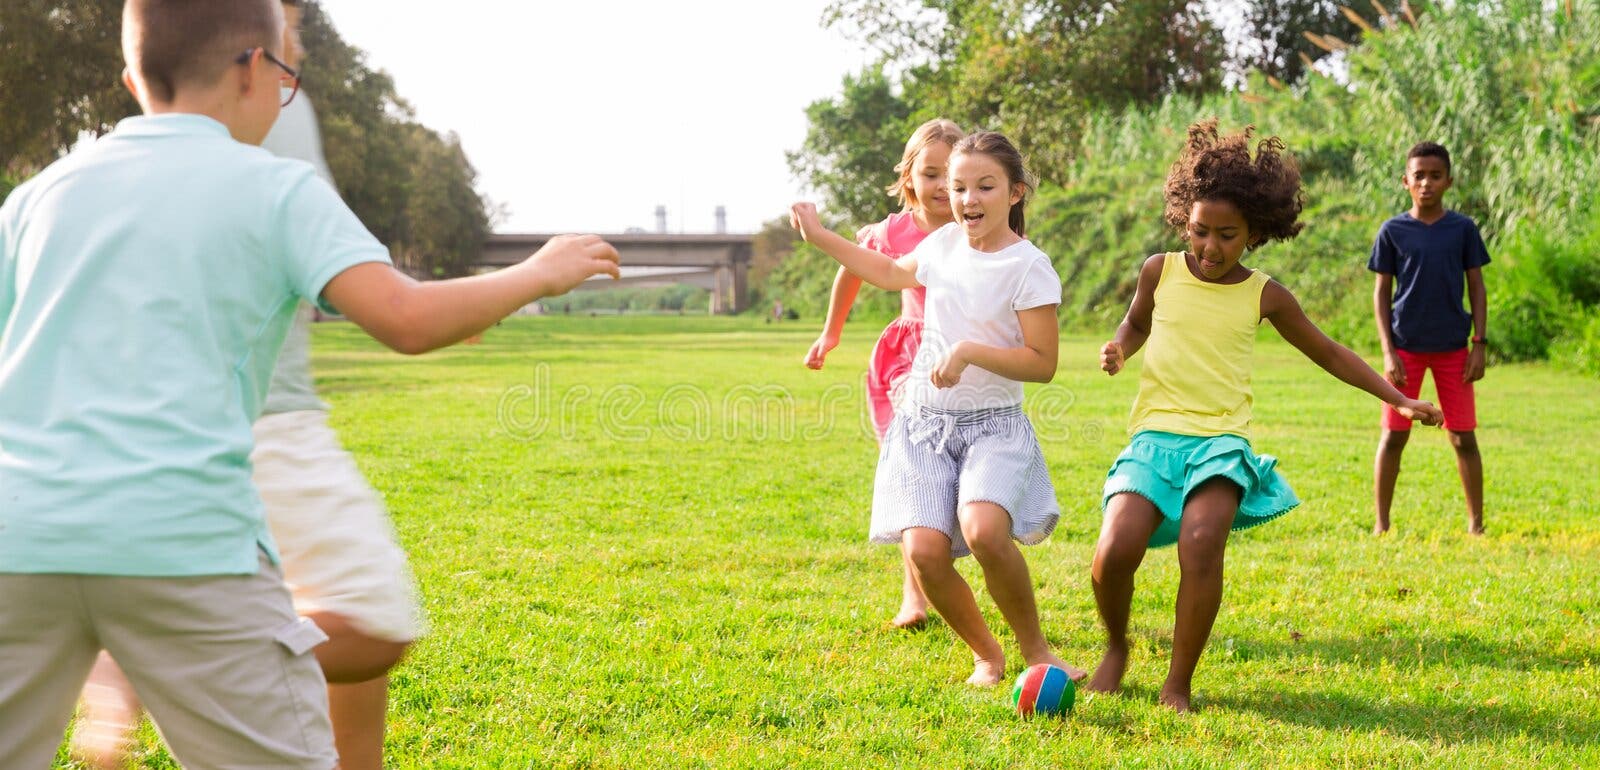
[1163, 119, 1304, 246]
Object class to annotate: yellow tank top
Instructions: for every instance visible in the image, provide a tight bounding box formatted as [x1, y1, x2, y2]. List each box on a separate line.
[1129, 252, 1270, 439]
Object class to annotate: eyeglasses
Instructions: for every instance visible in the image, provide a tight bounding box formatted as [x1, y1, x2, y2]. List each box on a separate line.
[235, 47, 301, 106]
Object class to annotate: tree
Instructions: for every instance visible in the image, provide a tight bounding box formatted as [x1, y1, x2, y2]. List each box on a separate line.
[820, 0, 1226, 181]
[0, 1, 491, 278]
[296, 1, 489, 278]
[0, 0, 136, 177]
[1228, 1, 1433, 84]
[395, 129, 490, 279]
[1235, 0, 1363, 83]
[785, 66, 915, 228]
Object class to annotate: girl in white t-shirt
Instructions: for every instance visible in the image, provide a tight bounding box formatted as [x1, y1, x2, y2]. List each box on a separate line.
[791, 132, 1083, 686]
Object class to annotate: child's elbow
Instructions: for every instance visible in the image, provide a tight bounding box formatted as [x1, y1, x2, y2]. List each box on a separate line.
[390, 334, 436, 356]
[1029, 356, 1058, 383]
[365, 312, 436, 355]
[376, 328, 434, 356]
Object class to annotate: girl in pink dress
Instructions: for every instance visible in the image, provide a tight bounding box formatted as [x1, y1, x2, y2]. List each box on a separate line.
[804, 118, 964, 629]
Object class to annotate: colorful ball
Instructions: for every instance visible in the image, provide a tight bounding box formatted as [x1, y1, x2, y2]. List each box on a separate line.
[1011, 663, 1075, 718]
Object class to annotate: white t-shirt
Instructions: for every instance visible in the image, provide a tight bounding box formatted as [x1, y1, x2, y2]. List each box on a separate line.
[903, 223, 1062, 410]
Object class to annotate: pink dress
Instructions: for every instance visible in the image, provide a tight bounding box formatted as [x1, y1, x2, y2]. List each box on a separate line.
[856, 212, 931, 440]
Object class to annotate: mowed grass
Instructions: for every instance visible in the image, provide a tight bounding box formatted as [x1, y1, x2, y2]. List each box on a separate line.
[75, 315, 1600, 768]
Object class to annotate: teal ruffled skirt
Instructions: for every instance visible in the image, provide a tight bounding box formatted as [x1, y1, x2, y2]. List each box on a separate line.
[1101, 430, 1300, 548]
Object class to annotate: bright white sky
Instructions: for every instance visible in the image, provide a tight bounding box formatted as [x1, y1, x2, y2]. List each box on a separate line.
[318, 1, 872, 235]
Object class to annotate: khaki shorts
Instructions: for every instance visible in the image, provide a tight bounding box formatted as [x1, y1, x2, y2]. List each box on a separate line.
[0, 557, 337, 768]
[254, 410, 425, 642]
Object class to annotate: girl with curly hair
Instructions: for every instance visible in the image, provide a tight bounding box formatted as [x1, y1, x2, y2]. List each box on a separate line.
[1087, 120, 1443, 711]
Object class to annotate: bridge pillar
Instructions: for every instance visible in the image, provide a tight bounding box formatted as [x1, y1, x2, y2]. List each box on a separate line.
[710, 267, 727, 315]
[730, 259, 748, 314]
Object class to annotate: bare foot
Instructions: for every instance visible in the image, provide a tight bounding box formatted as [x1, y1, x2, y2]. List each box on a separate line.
[1373, 522, 1390, 536]
[1468, 523, 1485, 536]
[967, 655, 1006, 687]
[1023, 651, 1088, 683]
[1084, 643, 1129, 693]
[892, 600, 928, 630]
[1158, 687, 1192, 713]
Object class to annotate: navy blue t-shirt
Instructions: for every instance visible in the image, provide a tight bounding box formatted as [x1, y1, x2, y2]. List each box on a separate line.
[1367, 211, 1491, 352]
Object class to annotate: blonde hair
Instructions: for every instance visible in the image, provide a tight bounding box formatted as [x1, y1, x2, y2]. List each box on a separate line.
[887, 118, 965, 212]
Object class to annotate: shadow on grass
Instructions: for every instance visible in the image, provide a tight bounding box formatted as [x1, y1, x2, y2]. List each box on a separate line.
[1234, 631, 1597, 674]
[1214, 686, 1597, 748]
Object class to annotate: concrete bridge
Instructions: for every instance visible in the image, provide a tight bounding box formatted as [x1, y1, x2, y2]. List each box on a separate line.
[479, 232, 753, 314]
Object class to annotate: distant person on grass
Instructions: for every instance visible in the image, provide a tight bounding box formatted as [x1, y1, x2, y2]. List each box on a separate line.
[793, 131, 1085, 687]
[1088, 120, 1443, 712]
[803, 117, 965, 631]
[71, 2, 427, 768]
[1370, 141, 1491, 536]
[0, 0, 617, 766]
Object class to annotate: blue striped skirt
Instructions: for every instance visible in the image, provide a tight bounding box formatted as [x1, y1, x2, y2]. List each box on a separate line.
[870, 403, 1060, 558]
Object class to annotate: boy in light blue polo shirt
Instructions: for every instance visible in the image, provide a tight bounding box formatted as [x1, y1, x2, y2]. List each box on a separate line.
[0, 0, 618, 765]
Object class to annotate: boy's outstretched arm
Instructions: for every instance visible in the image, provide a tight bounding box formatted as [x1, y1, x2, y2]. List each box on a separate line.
[322, 234, 620, 355]
[790, 203, 919, 291]
[1465, 266, 1487, 382]
[1264, 280, 1442, 426]
[1101, 254, 1163, 375]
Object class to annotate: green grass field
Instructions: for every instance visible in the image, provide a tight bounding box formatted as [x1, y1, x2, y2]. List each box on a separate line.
[73, 315, 1600, 768]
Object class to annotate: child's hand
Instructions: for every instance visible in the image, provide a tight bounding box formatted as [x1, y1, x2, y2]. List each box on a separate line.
[1384, 351, 1407, 387]
[931, 344, 970, 389]
[1100, 341, 1125, 375]
[804, 335, 838, 370]
[789, 203, 821, 240]
[1464, 345, 1487, 383]
[527, 234, 621, 296]
[1396, 399, 1443, 427]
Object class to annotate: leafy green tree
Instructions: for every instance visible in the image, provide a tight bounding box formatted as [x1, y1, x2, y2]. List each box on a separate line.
[0, 0, 135, 177]
[395, 129, 490, 278]
[1235, 0, 1363, 83]
[820, 0, 1225, 182]
[296, 1, 488, 277]
[785, 66, 915, 228]
[0, 0, 490, 278]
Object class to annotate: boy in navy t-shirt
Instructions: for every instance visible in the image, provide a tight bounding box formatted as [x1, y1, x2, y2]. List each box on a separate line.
[1369, 142, 1490, 535]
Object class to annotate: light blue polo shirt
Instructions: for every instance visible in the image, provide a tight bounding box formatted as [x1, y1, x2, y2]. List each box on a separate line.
[0, 113, 392, 576]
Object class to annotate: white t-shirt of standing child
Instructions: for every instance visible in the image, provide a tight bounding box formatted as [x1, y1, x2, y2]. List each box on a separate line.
[901, 223, 1063, 411]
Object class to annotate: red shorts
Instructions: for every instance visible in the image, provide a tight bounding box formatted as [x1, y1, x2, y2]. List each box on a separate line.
[1382, 347, 1476, 432]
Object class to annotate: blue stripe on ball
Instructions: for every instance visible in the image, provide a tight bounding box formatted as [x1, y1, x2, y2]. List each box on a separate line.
[1035, 665, 1069, 714]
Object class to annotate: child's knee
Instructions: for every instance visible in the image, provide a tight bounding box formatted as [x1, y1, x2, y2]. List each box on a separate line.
[304, 611, 412, 683]
[1176, 521, 1231, 574]
[1448, 430, 1479, 454]
[903, 532, 954, 575]
[958, 503, 1012, 559]
[1093, 527, 1147, 575]
[1178, 523, 1228, 555]
[1378, 429, 1411, 452]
